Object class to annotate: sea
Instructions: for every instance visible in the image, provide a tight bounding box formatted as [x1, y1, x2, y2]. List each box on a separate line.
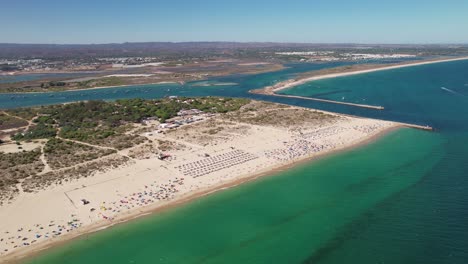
[1, 59, 467, 264]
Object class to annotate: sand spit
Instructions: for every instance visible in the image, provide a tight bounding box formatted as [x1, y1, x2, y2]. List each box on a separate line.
[265, 57, 468, 93]
[0, 102, 400, 263]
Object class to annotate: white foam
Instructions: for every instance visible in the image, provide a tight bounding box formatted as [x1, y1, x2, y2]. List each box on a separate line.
[441, 87, 464, 96]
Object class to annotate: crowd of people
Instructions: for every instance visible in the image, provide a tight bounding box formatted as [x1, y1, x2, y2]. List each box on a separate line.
[264, 139, 333, 162]
[175, 149, 258, 178]
[264, 124, 386, 163]
[95, 177, 185, 218]
[0, 121, 392, 256]
[1, 216, 82, 253]
[0, 178, 185, 254]
[300, 126, 347, 140]
[352, 123, 388, 134]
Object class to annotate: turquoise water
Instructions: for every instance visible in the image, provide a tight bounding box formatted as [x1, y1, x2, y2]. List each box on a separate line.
[10, 59, 468, 263]
[279, 60, 468, 127]
[26, 129, 445, 264]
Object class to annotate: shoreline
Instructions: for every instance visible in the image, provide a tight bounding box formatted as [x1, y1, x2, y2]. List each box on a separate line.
[0, 71, 103, 76]
[57, 81, 181, 93]
[3, 122, 403, 264]
[262, 56, 468, 94]
[1, 63, 286, 95]
[1, 81, 181, 96]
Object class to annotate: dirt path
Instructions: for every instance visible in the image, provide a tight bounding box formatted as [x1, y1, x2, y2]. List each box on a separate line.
[56, 136, 118, 151]
[1, 111, 35, 129]
[36, 152, 129, 176]
[39, 144, 52, 174]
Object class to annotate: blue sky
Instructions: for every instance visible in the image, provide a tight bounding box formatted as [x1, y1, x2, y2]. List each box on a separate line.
[1, 0, 467, 44]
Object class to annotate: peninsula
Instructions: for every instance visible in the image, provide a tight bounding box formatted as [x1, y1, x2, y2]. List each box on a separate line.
[0, 97, 399, 262]
[252, 56, 468, 95]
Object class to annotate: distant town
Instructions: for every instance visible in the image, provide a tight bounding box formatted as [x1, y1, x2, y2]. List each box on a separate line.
[0, 53, 418, 73]
[1, 42, 468, 74]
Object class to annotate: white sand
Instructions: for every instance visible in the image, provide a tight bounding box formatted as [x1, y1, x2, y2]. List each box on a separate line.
[271, 56, 468, 92]
[0, 141, 44, 153]
[0, 107, 400, 262]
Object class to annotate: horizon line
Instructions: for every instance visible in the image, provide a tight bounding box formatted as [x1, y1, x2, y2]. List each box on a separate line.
[1, 41, 468, 46]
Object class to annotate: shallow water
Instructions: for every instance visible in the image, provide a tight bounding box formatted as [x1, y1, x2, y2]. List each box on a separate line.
[26, 129, 445, 264]
[1, 60, 414, 110]
[15, 59, 468, 263]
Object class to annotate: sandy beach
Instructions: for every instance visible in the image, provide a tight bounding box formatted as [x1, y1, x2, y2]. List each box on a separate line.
[0, 101, 402, 263]
[267, 56, 468, 93]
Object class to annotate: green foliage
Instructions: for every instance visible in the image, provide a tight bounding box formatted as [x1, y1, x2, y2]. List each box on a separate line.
[43, 138, 117, 169]
[9, 97, 249, 143]
[77, 77, 124, 88]
[0, 148, 42, 170]
[40, 81, 67, 88]
[0, 97, 249, 195]
[33, 115, 55, 124]
[0, 148, 44, 198]
[12, 123, 57, 140]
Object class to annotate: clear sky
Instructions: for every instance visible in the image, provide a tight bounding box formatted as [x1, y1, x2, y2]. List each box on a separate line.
[1, 0, 468, 44]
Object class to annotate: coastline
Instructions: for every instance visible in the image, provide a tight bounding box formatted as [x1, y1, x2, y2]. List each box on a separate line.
[2, 119, 403, 264]
[260, 56, 468, 94]
[1, 62, 286, 95]
[0, 71, 102, 76]
[1, 81, 181, 96]
[57, 81, 181, 93]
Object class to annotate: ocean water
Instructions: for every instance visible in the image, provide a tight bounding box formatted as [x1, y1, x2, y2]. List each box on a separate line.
[25, 129, 445, 264]
[9, 59, 468, 263]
